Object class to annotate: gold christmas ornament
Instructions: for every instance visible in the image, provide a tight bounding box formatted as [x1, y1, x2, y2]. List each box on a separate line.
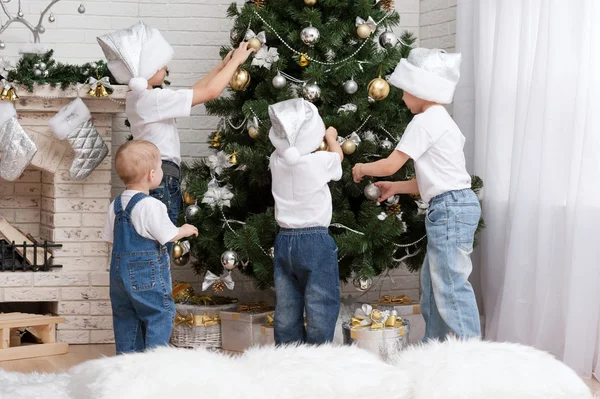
[341, 139, 357, 155]
[317, 139, 328, 152]
[409, 192, 421, 199]
[0, 85, 18, 102]
[230, 68, 251, 91]
[368, 77, 390, 101]
[210, 132, 222, 148]
[248, 126, 259, 139]
[304, 0, 317, 5]
[173, 253, 190, 267]
[88, 83, 109, 98]
[171, 282, 195, 303]
[230, 151, 239, 165]
[356, 23, 373, 39]
[248, 37, 263, 51]
[183, 192, 196, 205]
[298, 54, 310, 67]
[172, 242, 184, 259]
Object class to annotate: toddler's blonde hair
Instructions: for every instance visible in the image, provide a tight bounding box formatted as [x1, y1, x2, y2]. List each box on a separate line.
[115, 140, 161, 185]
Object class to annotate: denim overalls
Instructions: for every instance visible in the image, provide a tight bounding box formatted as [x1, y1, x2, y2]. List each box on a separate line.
[109, 192, 175, 354]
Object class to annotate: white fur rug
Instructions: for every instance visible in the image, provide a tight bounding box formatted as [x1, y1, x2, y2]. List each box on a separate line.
[0, 339, 593, 399]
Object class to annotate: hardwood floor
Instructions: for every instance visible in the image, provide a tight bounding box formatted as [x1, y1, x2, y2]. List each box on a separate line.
[0, 344, 115, 373]
[0, 344, 599, 395]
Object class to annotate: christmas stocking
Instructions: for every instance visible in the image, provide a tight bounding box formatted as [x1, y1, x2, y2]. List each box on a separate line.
[0, 101, 38, 181]
[49, 98, 108, 181]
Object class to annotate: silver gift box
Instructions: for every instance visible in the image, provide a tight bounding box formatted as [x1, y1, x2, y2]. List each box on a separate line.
[260, 325, 275, 346]
[342, 319, 410, 362]
[220, 311, 271, 352]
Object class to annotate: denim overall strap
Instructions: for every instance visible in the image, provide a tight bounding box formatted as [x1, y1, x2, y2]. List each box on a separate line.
[124, 192, 148, 216]
[114, 194, 124, 215]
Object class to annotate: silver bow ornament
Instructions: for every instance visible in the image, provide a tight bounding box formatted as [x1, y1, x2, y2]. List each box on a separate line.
[86, 76, 113, 92]
[244, 29, 267, 45]
[0, 58, 12, 79]
[342, 132, 362, 146]
[251, 46, 279, 69]
[362, 130, 376, 142]
[337, 104, 358, 114]
[202, 179, 234, 209]
[207, 151, 233, 175]
[355, 16, 377, 32]
[202, 271, 235, 291]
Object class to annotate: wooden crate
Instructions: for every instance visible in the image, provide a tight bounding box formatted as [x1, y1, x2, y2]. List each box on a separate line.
[0, 313, 68, 361]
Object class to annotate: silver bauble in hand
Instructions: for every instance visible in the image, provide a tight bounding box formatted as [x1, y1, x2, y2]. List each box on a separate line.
[300, 26, 320, 45]
[185, 204, 200, 220]
[272, 73, 286, 89]
[302, 83, 321, 102]
[379, 31, 398, 48]
[221, 250, 239, 270]
[343, 79, 358, 94]
[353, 277, 373, 292]
[364, 183, 381, 201]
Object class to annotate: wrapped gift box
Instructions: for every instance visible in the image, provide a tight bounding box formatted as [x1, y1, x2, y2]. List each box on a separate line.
[260, 325, 275, 346]
[342, 319, 410, 362]
[220, 303, 274, 352]
[374, 297, 424, 345]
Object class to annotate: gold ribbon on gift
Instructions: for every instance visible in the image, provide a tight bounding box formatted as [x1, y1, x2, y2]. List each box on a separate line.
[174, 312, 221, 328]
[265, 312, 274, 327]
[1, 80, 18, 102]
[351, 304, 404, 333]
[379, 295, 412, 305]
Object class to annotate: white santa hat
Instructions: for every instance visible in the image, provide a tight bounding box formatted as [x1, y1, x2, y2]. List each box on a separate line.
[268, 98, 325, 166]
[97, 21, 174, 94]
[388, 47, 462, 104]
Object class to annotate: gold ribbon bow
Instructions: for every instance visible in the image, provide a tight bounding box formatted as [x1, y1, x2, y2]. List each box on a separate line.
[351, 304, 403, 331]
[355, 16, 377, 31]
[266, 312, 274, 327]
[379, 295, 412, 305]
[1, 80, 18, 102]
[174, 312, 221, 328]
[87, 76, 113, 98]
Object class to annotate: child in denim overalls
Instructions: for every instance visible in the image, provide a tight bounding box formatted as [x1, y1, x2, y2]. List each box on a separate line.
[352, 48, 482, 341]
[102, 140, 198, 354]
[268, 99, 344, 344]
[97, 21, 254, 255]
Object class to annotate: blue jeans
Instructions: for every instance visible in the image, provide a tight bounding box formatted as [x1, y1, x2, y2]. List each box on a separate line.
[421, 189, 482, 341]
[149, 161, 181, 257]
[110, 193, 175, 354]
[273, 227, 340, 345]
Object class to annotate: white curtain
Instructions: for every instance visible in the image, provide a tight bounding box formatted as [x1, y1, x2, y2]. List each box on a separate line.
[454, 0, 600, 378]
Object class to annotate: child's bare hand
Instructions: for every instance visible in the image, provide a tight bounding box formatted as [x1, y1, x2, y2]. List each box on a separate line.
[374, 181, 396, 202]
[352, 163, 365, 183]
[180, 224, 199, 238]
[221, 50, 233, 67]
[325, 127, 338, 141]
[232, 42, 255, 65]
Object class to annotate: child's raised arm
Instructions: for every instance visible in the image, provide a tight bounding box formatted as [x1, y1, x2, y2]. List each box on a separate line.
[190, 42, 254, 106]
[352, 150, 410, 183]
[192, 51, 233, 90]
[325, 127, 343, 162]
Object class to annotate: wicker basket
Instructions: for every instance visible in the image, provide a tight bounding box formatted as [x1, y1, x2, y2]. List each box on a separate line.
[170, 303, 237, 349]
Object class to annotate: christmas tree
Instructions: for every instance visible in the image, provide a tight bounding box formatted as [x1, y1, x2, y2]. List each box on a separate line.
[181, 0, 483, 290]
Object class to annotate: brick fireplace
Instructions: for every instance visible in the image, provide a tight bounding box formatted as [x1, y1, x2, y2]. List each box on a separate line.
[0, 85, 126, 344]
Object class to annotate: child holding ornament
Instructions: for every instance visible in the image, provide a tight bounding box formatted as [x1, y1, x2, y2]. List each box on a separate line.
[352, 48, 481, 341]
[96, 21, 254, 253]
[102, 140, 198, 354]
[268, 98, 343, 345]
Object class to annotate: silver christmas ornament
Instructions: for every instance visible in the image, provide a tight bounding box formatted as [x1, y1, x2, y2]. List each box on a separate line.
[353, 277, 373, 292]
[302, 82, 321, 102]
[230, 30, 239, 41]
[43, 70, 49, 77]
[38, 26, 45, 34]
[300, 26, 320, 46]
[380, 139, 393, 150]
[90, 62, 97, 69]
[17, 10, 24, 18]
[364, 183, 381, 201]
[343, 79, 358, 94]
[221, 250, 239, 271]
[78, 3, 86, 14]
[39, 62, 47, 70]
[268, 247, 275, 259]
[272, 73, 286, 89]
[34, 69, 42, 77]
[48, 13, 55, 23]
[185, 204, 200, 220]
[379, 30, 398, 48]
[0, 41, 5, 50]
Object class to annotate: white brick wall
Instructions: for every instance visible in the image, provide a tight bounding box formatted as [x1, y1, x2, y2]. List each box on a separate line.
[1, 0, 424, 325]
[419, 0, 457, 51]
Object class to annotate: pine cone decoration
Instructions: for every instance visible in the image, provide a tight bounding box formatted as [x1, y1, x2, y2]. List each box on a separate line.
[380, 0, 394, 11]
[250, 0, 265, 7]
[387, 203, 402, 216]
[213, 280, 226, 293]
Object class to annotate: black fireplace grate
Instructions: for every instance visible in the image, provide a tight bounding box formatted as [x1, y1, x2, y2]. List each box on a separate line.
[0, 240, 63, 272]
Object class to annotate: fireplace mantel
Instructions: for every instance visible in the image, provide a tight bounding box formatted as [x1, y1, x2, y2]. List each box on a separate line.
[0, 84, 128, 344]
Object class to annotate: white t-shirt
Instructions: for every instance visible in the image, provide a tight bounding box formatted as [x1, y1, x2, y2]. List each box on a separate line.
[126, 88, 194, 166]
[396, 106, 471, 203]
[270, 151, 343, 229]
[102, 190, 179, 246]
